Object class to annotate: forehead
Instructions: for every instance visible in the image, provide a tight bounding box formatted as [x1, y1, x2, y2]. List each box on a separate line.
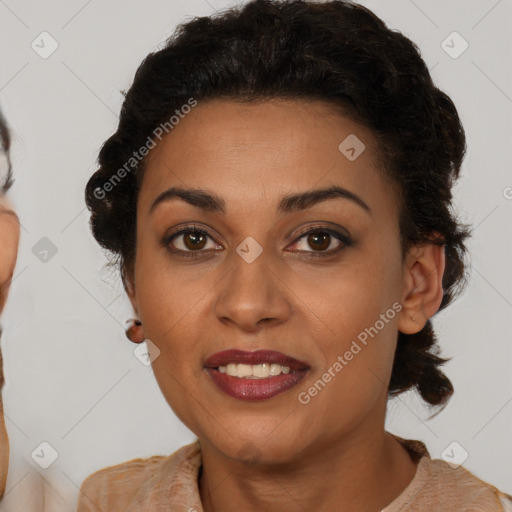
[139, 98, 395, 219]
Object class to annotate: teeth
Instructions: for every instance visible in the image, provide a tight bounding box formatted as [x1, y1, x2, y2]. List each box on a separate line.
[218, 363, 292, 378]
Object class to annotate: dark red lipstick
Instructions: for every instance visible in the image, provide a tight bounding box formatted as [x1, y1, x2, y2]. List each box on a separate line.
[204, 349, 310, 401]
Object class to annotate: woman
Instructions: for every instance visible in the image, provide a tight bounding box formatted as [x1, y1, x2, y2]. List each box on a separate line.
[78, 0, 512, 510]
[0, 109, 70, 511]
[0, 109, 20, 498]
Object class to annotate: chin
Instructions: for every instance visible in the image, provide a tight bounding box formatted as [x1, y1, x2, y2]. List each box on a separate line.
[207, 423, 308, 466]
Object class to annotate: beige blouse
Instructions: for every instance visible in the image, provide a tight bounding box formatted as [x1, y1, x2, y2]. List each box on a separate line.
[77, 436, 512, 511]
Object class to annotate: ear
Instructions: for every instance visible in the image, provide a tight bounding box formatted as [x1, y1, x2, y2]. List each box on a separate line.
[123, 270, 139, 317]
[397, 243, 445, 335]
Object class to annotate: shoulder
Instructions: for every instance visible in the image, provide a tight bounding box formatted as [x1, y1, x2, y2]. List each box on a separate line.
[391, 456, 512, 511]
[388, 435, 512, 511]
[77, 441, 201, 512]
[426, 459, 512, 510]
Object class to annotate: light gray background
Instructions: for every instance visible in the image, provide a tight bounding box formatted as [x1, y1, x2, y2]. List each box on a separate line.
[0, 0, 511, 508]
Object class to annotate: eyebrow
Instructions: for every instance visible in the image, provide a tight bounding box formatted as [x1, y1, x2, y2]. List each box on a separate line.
[149, 185, 371, 215]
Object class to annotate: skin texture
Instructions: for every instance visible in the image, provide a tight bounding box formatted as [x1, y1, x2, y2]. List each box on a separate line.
[0, 194, 20, 497]
[128, 98, 445, 511]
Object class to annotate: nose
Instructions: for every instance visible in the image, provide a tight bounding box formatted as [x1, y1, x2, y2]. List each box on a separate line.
[213, 245, 292, 333]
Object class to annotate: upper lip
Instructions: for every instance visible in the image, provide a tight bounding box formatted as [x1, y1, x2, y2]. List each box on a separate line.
[204, 349, 310, 371]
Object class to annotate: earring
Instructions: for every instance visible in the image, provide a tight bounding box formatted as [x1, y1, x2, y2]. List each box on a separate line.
[125, 318, 145, 344]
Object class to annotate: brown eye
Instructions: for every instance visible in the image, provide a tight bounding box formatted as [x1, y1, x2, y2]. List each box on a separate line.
[290, 227, 351, 256]
[163, 226, 221, 257]
[306, 232, 331, 251]
[182, 231, 208, 250]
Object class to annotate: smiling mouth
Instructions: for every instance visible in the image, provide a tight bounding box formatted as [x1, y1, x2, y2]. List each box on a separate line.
[216, 362, 294, 378]
[204, 349, 310, 401]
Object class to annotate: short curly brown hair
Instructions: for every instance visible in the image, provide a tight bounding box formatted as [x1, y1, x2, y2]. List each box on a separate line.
[85, 0, 470, 410]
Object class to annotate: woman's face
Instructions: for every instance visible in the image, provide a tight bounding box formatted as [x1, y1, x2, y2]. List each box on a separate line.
[0, 195, 19, 312]
[0, 189, 20, 494]
[130, 98, 422, 463]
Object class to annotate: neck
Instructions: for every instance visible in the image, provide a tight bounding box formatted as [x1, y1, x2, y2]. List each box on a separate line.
[198, 421, 418, 512]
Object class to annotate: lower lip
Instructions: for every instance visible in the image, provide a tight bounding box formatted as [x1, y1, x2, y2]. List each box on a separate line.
[205, 368, 308, 401]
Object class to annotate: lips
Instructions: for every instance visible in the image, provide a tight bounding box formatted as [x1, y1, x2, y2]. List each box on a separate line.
[204, 349, 310, 371]
[203, 349, 310, 401]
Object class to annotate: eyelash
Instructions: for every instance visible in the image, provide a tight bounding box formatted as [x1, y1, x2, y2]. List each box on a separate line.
[162, 224, 352, 260]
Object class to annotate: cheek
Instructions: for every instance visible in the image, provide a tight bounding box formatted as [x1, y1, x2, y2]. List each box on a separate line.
[136, 284, 204, 429]
[136, 262, 212, 353]
[135, 234, 204, 332]
[0, 212, 20, 312]
[133, 248, 213, 422]
[136, 272, 205, 368]
[291, 244, 402, 410]
[291, 240, 402, 343]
